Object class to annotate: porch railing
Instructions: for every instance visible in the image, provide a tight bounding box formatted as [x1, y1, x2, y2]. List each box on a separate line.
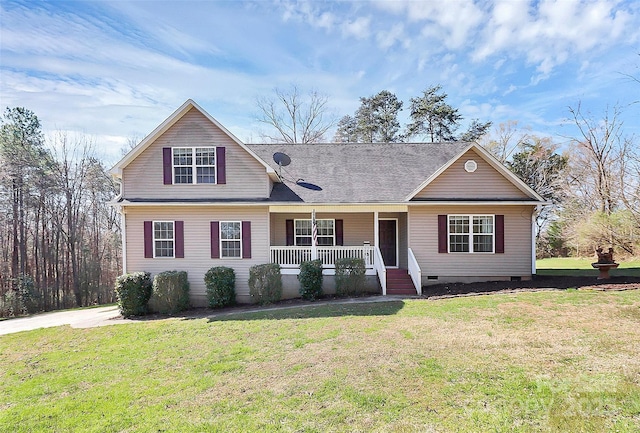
[373, 246, 387, 296]
[407, 248, 422, 295]
[270, 246, 375, 268]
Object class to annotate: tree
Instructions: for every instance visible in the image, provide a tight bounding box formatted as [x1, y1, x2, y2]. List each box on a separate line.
[255, 85, 335, 143]
[560, 102, 640, 256]
[479, 120, 530, 163]
[405, 84, 462, 142]
[0, 107, 52, 285]
[335, 90, 402, 143]
[333, 115, 358, 143]
[458, 119, 492, 142]
[368, 90, 403, 142]
[566, 102, 624, 215]
[507, 137, 568, 244]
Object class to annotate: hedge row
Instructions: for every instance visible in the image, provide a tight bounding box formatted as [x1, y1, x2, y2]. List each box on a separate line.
[115, 258, 368, 316]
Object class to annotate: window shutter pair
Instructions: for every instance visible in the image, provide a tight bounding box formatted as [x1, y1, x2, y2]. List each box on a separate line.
[285, 219, 344, 246]
[210, 221, 251, 259]
[437, 215, 504, 254]
[162, 147, 226, 185]
[144, 221, 184, 258]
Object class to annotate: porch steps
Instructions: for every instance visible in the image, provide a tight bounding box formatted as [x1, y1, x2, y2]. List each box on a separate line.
[385, 269, 417, 295]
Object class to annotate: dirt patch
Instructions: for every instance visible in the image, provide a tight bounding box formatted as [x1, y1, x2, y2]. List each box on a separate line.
[420, 274, 640, 298]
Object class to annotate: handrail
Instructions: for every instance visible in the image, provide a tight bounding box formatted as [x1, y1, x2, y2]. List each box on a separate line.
[407, 248, 422, 295]
[373, 246, 387, 295]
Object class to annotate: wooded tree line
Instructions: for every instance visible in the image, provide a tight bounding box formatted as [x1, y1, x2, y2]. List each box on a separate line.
[0, 107, 121, 316]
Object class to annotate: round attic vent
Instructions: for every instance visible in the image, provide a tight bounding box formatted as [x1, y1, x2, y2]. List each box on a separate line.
[464, 160, 478, 173]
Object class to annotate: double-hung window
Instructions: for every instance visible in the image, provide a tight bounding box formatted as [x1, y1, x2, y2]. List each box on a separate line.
[220, 221, 241, 258]
[294, 219, 335, 246]
[448, 215, 494, 253]
[154, 221, 175, 257]
[173, 147, 216, 184]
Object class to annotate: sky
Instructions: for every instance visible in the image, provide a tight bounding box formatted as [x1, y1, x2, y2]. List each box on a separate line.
[1, 0, 639, 165]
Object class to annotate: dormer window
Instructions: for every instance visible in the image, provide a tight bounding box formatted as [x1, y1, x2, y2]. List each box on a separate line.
[173, 147, 216, 184]
[163, 146, 226, 185]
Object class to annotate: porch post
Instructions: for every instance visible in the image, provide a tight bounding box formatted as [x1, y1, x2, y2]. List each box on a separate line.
[311, 209, 318, 260]
[374, 211, 379, 249]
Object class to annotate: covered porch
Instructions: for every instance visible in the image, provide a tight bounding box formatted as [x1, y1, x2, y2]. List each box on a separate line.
[267, 206, 422, 295]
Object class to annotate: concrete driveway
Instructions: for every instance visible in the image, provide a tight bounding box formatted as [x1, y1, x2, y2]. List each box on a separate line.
[0, 305, 128, 335]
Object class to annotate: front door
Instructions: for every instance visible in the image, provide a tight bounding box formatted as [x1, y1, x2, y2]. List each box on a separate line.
[379, 219, 397, 267]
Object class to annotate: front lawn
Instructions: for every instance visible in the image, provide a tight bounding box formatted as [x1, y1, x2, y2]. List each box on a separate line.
[537, 257, 640, 277]
[1, 290, 640, 432]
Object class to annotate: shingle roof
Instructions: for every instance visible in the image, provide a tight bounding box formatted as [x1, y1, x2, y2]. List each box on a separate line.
[247, 142, 471, 203]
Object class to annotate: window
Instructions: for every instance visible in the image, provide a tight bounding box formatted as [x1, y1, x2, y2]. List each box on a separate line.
[220, 221, 241, 258]
[448, 215, 494, 253]
[154, 221, 174, 257]
[294, 219, 334, 246]
[172, 147, 216, 184]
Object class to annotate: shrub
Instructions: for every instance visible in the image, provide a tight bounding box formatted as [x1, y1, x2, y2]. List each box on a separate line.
[204, 266, 236, 308]
[114, 272, 152, 318]
[248, 263, 282, 305]
[298, 259, 323, 300]
[335, 257, 366, 296]
[149, 271, 190, 315]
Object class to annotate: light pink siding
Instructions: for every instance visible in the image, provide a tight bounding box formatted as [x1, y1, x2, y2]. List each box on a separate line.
[414, 149, 531, 200]
[122, 108, 270, 200]
[270, 212, 375, 246]
[408, 205, 535, 284]
[125, 205, 269, 305]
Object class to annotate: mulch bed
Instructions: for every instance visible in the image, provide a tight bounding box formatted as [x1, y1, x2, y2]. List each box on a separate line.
[421, 274, 640, 298]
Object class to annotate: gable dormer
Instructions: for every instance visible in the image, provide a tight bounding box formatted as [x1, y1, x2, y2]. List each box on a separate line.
[407, 145, 543, 202]
[111, 100, 276, 201]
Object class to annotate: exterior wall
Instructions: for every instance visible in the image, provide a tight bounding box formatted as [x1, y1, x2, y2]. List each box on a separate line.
[270, 212, 375, 246]
[122, 108, 270, 200]
[124, 205, 269, 305]
[414, 149, 531, 200]
[408, 205, 535, 285]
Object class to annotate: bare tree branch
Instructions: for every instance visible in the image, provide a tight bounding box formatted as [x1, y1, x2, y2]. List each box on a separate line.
[255, 85, 335, 144]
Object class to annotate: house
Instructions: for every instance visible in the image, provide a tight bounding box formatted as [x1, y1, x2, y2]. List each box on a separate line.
[110, 99, 546, 305]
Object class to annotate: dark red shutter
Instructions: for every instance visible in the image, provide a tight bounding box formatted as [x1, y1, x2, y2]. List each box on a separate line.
[242, 221, 251, 259]
[211, 221, 220, 258]
[175, 221, 184, 258]
[495, 215, 505, 254]
[216, 147, 226, 184]
[335, 219, 344, 246]
[163, 147, 172, 185]
[438, 215, 448, 253]
[144, 221, 153, 258]
[286, 219, 294, 246]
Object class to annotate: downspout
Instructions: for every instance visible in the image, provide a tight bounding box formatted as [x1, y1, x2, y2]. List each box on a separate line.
[532, 205, 541, 275]
[121, 207, 127, 275]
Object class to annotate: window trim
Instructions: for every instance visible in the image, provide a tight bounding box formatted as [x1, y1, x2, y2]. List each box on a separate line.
[219, 220, 242, 259]
[153, 220, 175, 258]
[172, 146, 217, 185]
[294, 218, 335, 246]
[447, 214, 495, 254]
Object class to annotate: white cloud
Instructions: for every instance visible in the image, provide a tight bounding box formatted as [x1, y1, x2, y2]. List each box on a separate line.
[375, 0, 485, 49]
[342, 16, 371, 40]
[473, 0, 638, 74]
[376, 22, 407, 50]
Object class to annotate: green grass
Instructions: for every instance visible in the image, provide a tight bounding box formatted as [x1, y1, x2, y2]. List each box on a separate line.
[2, 291, 640, 432]
[537, 257, 640, 276]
